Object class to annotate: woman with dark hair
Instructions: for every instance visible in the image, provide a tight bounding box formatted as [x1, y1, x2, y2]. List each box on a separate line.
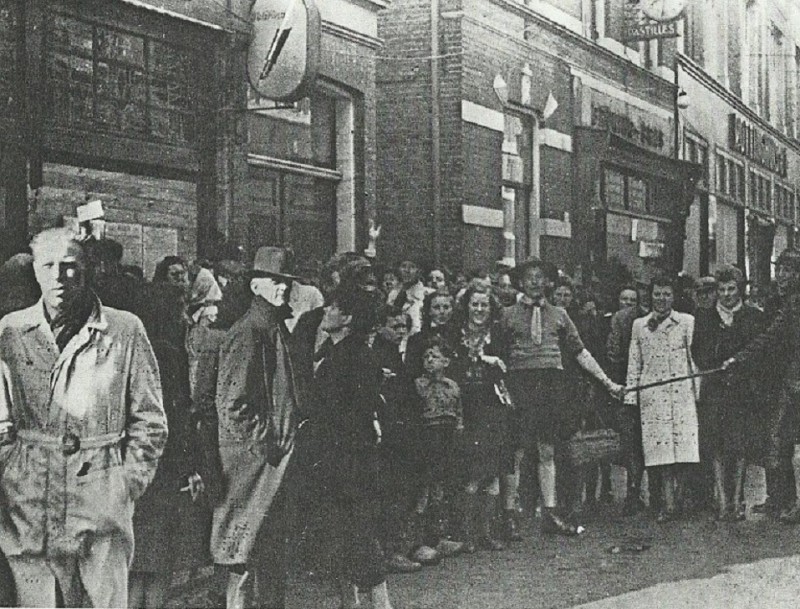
[152, 255, 190, 294]
[692, 265, 765, 521]
[445, 282, 509, 552]
[625, 273, 699, 522]
[128, 283, 209, 609]
[314, 283, 395, 609]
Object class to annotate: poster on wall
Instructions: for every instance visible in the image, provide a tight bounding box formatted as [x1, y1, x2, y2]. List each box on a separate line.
[105, 222, 144, 268]
[64, 218, 178, 281]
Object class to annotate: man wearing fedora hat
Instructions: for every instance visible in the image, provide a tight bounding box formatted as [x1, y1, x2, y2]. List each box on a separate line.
[211, 246, 301, 609]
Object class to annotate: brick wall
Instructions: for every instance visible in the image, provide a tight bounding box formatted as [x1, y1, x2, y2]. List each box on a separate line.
[378, 0, 676, 274]
[34, 163, 196, 278]
[376, 0, 437, 267]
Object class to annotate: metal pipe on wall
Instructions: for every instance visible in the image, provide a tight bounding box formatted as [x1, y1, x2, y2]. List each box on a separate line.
[430, 0, 442, 266]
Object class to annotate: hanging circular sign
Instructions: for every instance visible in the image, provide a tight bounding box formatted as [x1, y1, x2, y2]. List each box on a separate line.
[247, 0, 320, 102]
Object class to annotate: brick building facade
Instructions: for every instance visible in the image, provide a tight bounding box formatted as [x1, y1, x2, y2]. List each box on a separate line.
[228, 0, 385, 268]
[0, 0, 250, 276]
[0, 0, 383, 275]
[377, 0, 700, 279]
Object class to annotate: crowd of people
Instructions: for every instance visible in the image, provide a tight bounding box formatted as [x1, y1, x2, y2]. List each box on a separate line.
[1, 223, 800, 609]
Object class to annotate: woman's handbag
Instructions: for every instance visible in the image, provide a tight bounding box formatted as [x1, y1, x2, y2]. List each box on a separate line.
[566, 406, 621, 467]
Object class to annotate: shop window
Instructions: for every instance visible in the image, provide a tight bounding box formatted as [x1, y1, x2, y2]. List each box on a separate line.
[603, 168, 625, 208]
[602, 166, 652, 214]
[46, 13, 195, 145]
[628, 176, 647, 212]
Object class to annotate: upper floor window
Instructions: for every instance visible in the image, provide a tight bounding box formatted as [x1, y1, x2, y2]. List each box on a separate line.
[46, 13, 196, 145]
[247, 87, 337, 169]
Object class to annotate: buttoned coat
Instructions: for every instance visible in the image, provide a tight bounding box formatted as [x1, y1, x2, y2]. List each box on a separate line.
[625, 311, 700, 467]
[730, 292, 800, 448]
[692, 304, 765, 457]
[0, 300, 166, 561]
[211, 297, 299, 565]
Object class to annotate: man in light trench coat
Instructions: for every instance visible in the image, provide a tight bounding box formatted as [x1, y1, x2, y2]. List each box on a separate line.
[211, 246, 300, 609]
[0, 227, 167, 606]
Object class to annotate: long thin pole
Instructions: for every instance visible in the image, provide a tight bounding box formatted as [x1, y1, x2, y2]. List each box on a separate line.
[430, 0, 442, 266]
[626, 367, 724, 393]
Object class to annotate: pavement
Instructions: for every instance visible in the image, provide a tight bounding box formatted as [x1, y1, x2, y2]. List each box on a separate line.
[168, 466, 800, 609]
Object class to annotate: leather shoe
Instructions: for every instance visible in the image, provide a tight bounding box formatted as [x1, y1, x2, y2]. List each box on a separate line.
[387, 553, 422, 573]
[780, 504, 800, 525]
[411, 545, 440, 566]
[435, 539, 465, 558]
[541, 510, 583, 536]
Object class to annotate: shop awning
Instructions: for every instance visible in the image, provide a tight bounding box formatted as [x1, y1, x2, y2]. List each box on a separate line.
[119, 0, 252, 34]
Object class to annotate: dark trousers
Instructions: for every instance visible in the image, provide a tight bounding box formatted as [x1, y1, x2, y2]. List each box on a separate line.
[326, 448, 387, 589]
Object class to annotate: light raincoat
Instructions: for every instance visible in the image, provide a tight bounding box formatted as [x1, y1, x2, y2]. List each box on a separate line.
[625, 311, 700, 467]
[0, 300, 167, 564]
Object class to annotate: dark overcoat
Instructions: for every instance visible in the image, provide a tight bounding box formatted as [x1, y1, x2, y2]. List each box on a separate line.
[210, 297, 299, 565]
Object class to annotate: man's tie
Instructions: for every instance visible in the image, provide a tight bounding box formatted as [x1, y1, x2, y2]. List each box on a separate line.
[530, 302, 542, 346]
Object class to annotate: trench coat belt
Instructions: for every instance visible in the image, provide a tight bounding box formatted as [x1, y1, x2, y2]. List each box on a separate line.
[16, 429, 126, 456]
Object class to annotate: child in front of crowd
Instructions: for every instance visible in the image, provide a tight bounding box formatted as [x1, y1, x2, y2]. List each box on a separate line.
[371, 308, 433, 572]
[415, 336, 465, 557]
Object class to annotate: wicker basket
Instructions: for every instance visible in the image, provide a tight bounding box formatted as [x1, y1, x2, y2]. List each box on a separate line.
[566, 428, 622, 467]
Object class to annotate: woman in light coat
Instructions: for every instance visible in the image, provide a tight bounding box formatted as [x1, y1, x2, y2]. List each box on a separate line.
[625, 273, 699, 522]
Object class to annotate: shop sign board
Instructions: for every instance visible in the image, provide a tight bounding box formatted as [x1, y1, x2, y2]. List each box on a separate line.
[638, 240, 665, 258]
[247, 0, 320, 102]
[622, 1, 683, 42]
[592, 104, 665, 151]
[728, 114, 788, 178]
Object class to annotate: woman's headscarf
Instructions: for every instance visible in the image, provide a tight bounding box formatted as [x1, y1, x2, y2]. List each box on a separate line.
[188, 267, 223, 324]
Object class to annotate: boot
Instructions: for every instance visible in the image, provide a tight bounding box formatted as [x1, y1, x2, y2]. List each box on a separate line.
[369, 581, 394, 609]
[541, 507, 583, 536]
[424, 499, 448, 547]
[478, 495, 505, 551]
[226, 570, 252, 609]
[337, 580, 361, 609]
[501, 509, 523, 542]
[460, 492, 479, 554]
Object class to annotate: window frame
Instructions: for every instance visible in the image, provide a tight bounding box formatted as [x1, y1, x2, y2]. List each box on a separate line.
[45, 10, 197, 146]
